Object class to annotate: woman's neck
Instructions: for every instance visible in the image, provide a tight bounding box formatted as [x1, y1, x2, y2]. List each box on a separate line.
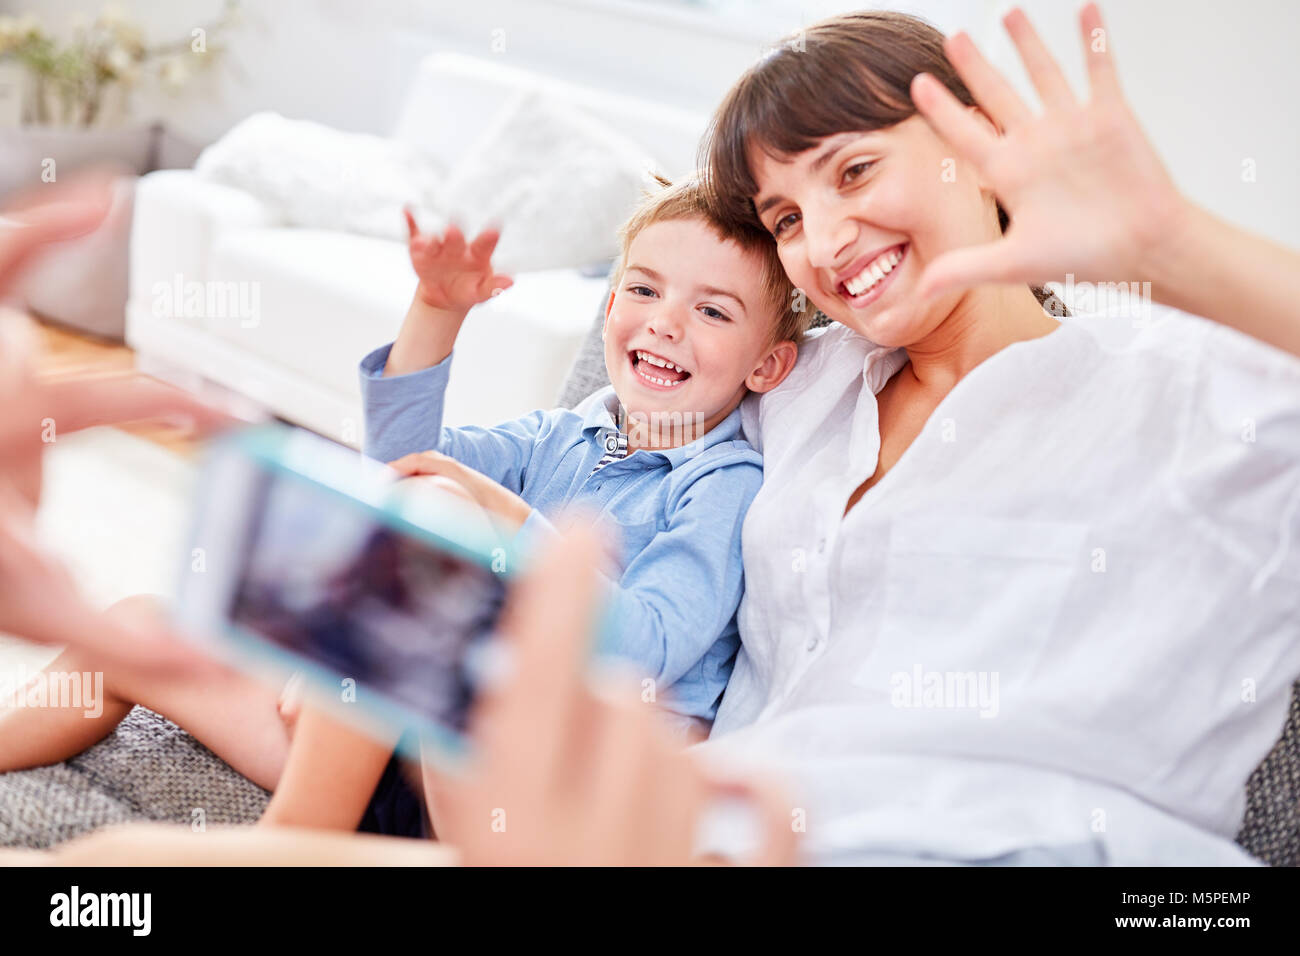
[901, 284, 1060, 393]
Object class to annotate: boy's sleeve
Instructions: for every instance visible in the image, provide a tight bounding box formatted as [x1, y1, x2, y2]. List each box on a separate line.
[514, 458, 763, 689]
[360, 343, 548, 493]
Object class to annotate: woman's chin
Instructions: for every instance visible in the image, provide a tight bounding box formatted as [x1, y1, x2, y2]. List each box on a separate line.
[831, 302, 919, 349]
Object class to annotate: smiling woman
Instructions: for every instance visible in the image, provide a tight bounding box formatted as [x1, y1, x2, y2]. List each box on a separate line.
[684, 3, 1300, 865]
[703, 10, 1065, 328]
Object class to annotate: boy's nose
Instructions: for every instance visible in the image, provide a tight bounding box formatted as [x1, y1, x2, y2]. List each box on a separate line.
[645, 308, 684, 342]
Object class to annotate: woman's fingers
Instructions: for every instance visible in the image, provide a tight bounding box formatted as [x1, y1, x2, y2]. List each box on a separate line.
[910, 72, 998, 170]
[915, 235, 1032, 302]
[1079, 2, 1123, 101]
[943, 31, 1032, 131]
[1002, 7, 1078, 110]
[403, 207, 419, 241]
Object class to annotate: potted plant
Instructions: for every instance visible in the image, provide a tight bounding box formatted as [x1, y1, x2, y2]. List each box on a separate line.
[0, 2, 239, 196]
[0, 2, 239, 339]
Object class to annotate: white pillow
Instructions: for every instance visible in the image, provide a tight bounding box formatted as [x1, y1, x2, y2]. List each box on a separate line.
[441, 90, 657, 274]
[194, 112, 443, 241]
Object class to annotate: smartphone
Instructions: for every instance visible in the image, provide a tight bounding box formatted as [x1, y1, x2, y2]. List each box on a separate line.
[173, 423, 517, 765]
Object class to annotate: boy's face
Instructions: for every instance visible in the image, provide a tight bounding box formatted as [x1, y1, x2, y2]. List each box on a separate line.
[602, 217, 795, 448]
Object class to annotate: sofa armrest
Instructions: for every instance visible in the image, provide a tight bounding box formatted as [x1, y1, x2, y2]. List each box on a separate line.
[127, 170, 278, 333]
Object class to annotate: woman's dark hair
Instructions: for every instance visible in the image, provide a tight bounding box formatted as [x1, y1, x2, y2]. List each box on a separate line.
[700, 10, 1064, 317]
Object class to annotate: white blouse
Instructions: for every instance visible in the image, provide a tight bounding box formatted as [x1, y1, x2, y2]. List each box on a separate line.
[696, 308, 1300, 865]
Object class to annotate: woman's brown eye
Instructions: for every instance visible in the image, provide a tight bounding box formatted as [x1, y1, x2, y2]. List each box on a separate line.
[773, 212, 799, 238]
[843, 161, 872, 184]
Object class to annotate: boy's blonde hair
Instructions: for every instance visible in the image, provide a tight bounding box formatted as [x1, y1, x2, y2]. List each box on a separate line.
[612, 174, 808, 346]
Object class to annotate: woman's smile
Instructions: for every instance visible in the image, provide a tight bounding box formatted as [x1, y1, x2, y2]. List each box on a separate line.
[836, 242, 908, 308]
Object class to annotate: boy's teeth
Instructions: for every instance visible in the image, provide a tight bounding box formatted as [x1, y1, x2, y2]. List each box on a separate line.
[844, 248, 903, 297]
[632, 351, 688, 387]
[635, 350, 686, 373]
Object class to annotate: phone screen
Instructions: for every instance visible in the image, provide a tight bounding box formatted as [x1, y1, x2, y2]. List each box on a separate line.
[226, 467, 507, 736]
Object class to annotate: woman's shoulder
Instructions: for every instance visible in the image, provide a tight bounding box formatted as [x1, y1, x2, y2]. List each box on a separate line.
[740, 323, 877, 453]
[1068, 305, 1300, 389]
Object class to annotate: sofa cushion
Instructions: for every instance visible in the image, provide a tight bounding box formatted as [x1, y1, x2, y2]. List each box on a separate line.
[441, 90, 652, 274]
[195, 112, 444, 242]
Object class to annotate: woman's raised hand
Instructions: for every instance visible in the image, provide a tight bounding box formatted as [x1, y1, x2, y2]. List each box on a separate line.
[911, 4, 1186, 302]
[405, 209, 514, 314]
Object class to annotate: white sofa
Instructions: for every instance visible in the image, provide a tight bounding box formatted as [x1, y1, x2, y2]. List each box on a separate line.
[126, 52, 708, 445]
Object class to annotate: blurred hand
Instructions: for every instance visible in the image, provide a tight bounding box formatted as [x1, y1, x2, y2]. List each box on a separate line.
[0, 176, 231, 672]
[433, 522, 799, 866]
[405, 210, 513, 315]
[911, 3, 1188, 301]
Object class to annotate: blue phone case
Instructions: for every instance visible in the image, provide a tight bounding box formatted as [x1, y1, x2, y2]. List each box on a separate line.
[179, 423, 613, 769]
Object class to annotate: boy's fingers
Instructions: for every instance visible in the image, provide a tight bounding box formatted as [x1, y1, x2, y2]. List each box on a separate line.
[468, 228, 501, 262]
[477, 274, 513, 300]
[442, 223, 466, 259]
[403, 208, 419, 241]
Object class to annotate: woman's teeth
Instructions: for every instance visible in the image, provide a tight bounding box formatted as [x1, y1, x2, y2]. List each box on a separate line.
[843, 247, 903, 297]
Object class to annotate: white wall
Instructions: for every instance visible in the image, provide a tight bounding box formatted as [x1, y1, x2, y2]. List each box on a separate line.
[5, 0, 1296, 247]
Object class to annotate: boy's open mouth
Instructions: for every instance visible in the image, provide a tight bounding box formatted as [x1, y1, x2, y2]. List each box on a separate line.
[629, 349, 691, 389]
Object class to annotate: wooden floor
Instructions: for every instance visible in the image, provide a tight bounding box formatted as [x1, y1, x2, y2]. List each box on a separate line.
[30, 318, 204, 458]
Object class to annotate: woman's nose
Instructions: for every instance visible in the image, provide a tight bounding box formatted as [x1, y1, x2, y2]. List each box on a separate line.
[803, 201, 857, 272]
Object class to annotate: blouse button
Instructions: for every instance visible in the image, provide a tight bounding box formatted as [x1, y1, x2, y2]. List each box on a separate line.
[805, 636, 819, 652]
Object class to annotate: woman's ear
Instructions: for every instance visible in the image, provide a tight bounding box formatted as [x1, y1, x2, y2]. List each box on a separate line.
[746, 339, 799, 394]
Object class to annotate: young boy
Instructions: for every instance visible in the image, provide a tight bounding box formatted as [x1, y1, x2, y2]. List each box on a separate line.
[265, 176, 808, 834]
[0, 178, 806, 837]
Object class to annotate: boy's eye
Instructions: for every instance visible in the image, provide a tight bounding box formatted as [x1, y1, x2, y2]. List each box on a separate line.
[700, 305, 730, 321]
[771, 211, 799, 239]
[628, 285, 656, 297]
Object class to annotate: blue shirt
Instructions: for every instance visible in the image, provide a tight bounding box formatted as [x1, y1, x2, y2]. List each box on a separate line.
[359, 344, 763, 720]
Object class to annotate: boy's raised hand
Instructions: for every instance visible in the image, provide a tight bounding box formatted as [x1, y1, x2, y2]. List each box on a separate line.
[406, 209, 513, 314]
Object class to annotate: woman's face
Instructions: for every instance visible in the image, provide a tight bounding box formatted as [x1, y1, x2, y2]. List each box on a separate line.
[748, 114, 999, 347]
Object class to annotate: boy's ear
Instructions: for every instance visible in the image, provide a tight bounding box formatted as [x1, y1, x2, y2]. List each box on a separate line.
[745, 339, 799, 394]
[601, 289, 616, 341]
